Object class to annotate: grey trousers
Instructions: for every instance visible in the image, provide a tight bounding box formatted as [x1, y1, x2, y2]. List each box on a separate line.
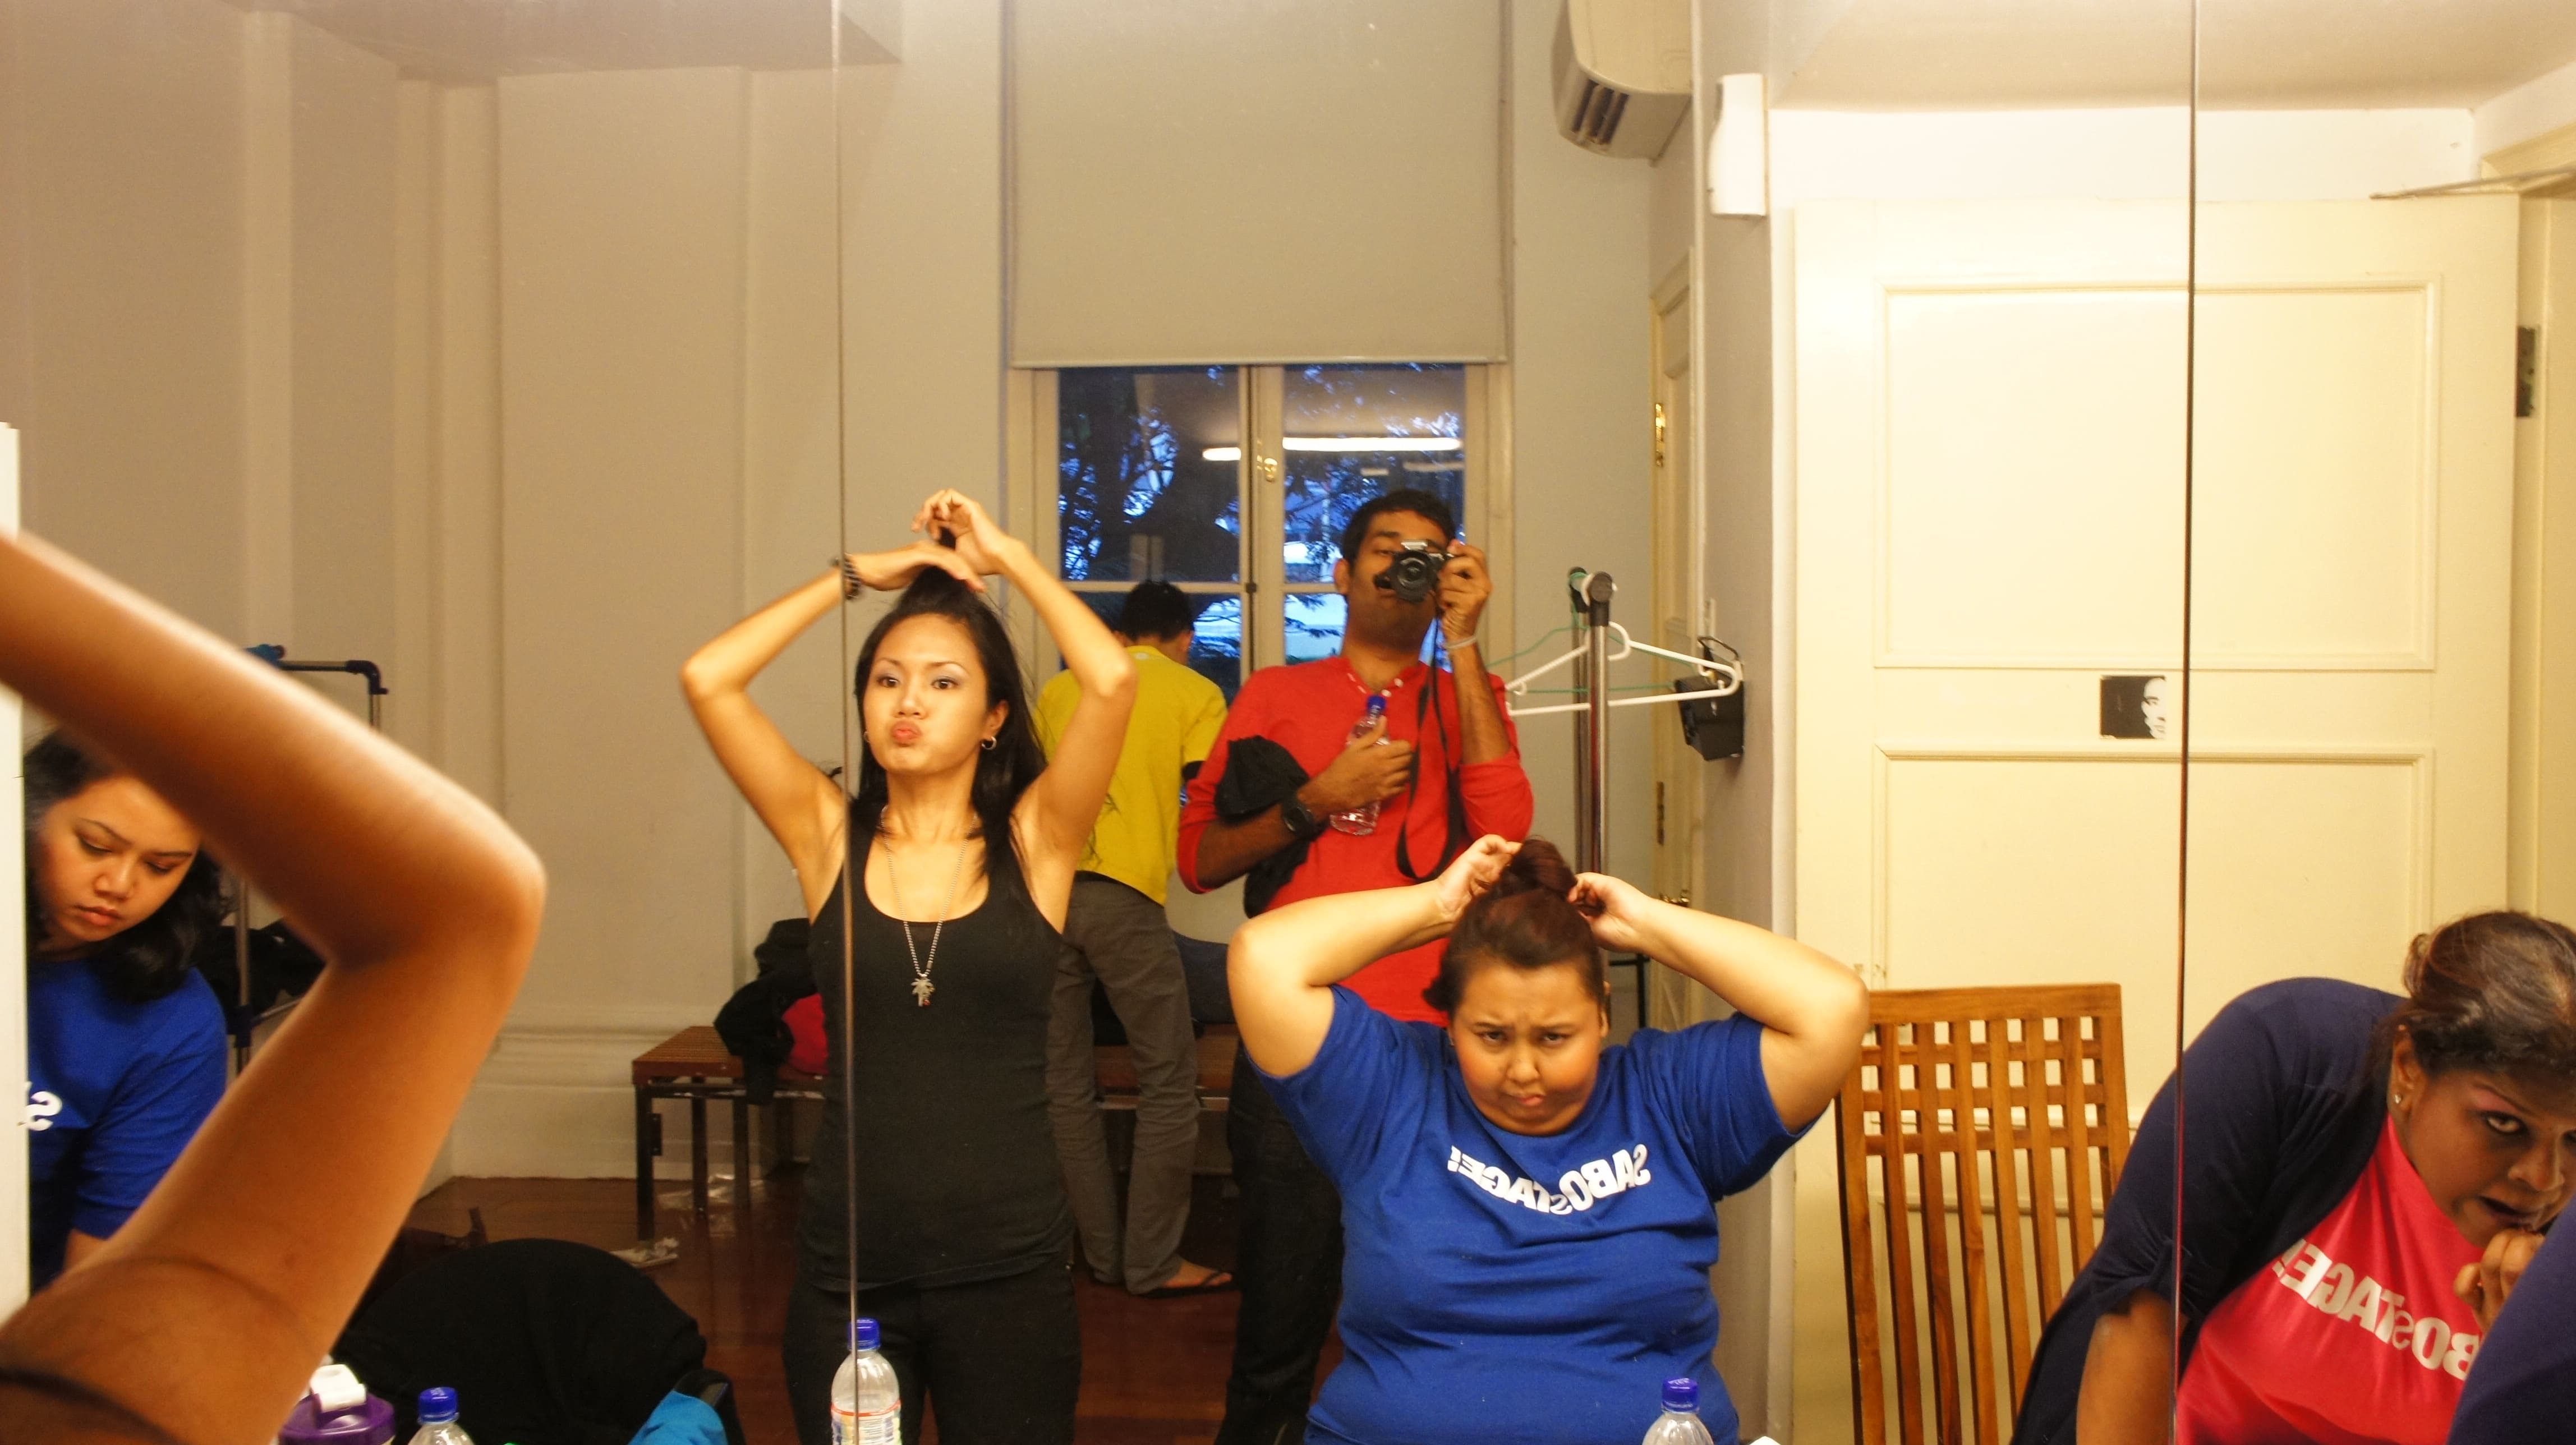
[1043, 874, 1204, 1294]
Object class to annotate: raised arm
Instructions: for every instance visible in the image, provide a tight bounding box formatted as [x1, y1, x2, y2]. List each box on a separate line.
[1571, 874, 1867, 1129]
[682, 541, 981, 913]
[1231, 835, 1516, 1074]
[0, 533, 545, 1444]
[917, 491, 1134, 872]
[1437, 540, 1512, 770]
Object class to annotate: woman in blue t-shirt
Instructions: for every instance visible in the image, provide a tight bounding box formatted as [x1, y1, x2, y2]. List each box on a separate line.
[22, 729, 228, 1287]
[1228, 833, 1868, 1445]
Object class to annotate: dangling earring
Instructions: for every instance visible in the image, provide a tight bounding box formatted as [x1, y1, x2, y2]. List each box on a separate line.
[980, 735, 996, 751]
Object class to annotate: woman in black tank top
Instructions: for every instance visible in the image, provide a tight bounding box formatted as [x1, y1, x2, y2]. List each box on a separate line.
[683, 490, 1137, 1445]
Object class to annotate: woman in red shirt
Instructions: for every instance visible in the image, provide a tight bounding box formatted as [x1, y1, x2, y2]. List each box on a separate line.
[2015, 913, 2576, 1444]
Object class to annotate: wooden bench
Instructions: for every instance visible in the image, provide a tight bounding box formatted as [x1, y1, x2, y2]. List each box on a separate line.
[1096, 1025, 1238, 1110]
[631, 1026, 821, 1240]
[630, 1023, 1240, 1240]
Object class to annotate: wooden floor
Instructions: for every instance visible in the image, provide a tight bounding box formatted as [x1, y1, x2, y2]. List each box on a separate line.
[406, 1168, 1300, 1445]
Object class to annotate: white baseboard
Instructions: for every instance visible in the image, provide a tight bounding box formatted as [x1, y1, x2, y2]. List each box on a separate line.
[454, 1013, 746, 1180]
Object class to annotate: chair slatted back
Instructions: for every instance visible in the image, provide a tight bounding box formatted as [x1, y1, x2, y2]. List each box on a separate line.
[1834, 986, 2132, 1445]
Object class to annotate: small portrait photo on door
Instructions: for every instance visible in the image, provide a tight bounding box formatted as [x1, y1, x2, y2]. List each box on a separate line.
[2099, 674, 2170, 740]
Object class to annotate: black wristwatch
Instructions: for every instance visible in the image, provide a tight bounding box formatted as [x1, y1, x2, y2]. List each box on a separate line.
[1278, 790, 1328, 841]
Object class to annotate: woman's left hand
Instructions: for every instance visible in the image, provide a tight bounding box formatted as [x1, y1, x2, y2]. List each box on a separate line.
[1570, 871, 1660, 954]
[914, 489, 1022, 577]
[2455, 1226, 2545, 1333]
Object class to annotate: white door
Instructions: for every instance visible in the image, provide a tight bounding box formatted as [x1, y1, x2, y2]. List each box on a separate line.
[2181, 197, 2519, 1033]
[1794, 199, 2195, 1096]
[1784, 194, 2517, 1443]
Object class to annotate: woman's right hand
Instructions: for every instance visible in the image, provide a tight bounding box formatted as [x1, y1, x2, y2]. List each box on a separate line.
[846, 540, 985, 594]
[2456, 1227, 2546, 1333]
[1430, 834, 1517, 924]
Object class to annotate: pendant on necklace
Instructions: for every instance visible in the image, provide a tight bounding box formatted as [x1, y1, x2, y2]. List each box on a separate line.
[912, 976, 935, 1006]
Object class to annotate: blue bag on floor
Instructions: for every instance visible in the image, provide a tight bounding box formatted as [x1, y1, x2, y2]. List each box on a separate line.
[629, 1391, 727, 1445]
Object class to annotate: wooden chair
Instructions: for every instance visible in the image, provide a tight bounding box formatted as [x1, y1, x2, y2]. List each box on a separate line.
[1833, 986, 2133, 1445]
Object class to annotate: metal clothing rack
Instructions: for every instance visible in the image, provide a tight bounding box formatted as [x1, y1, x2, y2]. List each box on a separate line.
[1499, 568, 1742, 875]
[225, 651, 387, 1073]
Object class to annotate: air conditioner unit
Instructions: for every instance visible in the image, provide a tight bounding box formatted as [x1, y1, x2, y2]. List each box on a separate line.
[1552, 0, 1690, 161]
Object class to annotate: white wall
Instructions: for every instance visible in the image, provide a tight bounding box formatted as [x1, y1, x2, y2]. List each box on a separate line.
[839, 0, 1006, 550]
[742, 68, 845, 950]
[2479, 56, 2576, 157]
[2, 0, 248, 638]
[1508, 0, 1657, 878]
[1772, 106, 2476, 207]
[456, 66, 849, 1179]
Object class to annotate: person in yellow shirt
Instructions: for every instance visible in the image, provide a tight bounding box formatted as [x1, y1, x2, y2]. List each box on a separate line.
[1036, 582, 1235, 1296]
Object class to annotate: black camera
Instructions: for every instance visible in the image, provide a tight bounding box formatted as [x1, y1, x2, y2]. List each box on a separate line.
[1378, 540, 1453, 604]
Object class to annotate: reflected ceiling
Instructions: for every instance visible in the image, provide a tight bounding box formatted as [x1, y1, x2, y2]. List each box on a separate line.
[214, 0, 894, 78]
[1777, 0, 2576, 109]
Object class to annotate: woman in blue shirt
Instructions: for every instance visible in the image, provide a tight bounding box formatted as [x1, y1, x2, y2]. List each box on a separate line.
[1228, 834, 1868, 1445]
[22, 729, 228, 1287]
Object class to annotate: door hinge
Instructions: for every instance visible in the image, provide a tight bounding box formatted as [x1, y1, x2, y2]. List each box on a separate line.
[2520, 326, 2538, 419]
[1652, 402, 1668, 468]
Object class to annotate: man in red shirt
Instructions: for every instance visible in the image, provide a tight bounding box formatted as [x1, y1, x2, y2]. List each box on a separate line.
[1179, 489, 1535, 1445]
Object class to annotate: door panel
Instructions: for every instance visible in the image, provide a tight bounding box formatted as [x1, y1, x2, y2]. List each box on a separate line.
[2184, 197, 2519, 1022]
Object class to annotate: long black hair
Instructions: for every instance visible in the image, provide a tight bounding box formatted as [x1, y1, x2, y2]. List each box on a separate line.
[24, 730, 224, 1003]
[849, 568, 1048, 903]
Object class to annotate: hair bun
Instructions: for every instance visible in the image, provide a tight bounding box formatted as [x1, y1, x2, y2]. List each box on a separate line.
[898, 565, 973, 609]
[1497, 836, 1577, 898]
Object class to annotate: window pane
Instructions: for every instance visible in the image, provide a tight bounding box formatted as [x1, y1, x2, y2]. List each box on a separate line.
[1285, 592, 1346, 665]
[1059, 367, 1242, 583]
[1186, 596, 1244, 699]
[1069, 587, 1243, 700]
[1280, 363, 1468, 583]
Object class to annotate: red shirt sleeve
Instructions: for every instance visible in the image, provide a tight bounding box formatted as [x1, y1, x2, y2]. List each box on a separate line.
[1459, 670, 1534, 841]
[1176, 673, 1273, 894]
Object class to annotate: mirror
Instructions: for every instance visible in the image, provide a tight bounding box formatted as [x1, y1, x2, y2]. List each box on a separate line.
[1764, 6, 2198, 1442]
[2174, 2, 2576, 1439]
[828, 3, 2195, 1445]
[1, 0, 2217, 1440]
[0, 0, 845, 1381]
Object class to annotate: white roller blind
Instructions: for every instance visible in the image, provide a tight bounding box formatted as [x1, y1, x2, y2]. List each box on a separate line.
[1010, 0, 1507, 368]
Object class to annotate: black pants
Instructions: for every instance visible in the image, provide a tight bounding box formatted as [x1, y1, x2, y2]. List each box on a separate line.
[1217, 1044, 1345, 1445]
[781, 1258, 1080, 1445]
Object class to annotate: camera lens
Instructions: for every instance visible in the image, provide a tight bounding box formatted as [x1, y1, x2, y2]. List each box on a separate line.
[1384, 551, 1443, 604]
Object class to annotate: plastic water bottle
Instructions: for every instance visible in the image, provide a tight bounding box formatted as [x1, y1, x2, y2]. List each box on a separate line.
[407, 1389, 473, 1445]
[1330, 694, 1392, 835]
[1641, 1377, 1717, 1445]
[831, 1318, 900, 1445]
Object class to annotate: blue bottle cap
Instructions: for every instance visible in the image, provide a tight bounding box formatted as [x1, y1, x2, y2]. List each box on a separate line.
[849, 1318, 881, 1351]
[1661, 1378, 1698, 1413]
[418, 1388, 458, 1424]
[1367, 694, 1388, 716]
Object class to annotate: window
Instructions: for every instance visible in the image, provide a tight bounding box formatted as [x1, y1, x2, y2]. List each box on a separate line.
[1019, 363, 1502, 697]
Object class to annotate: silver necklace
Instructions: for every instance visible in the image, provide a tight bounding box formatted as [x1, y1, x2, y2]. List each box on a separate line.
[884, 835, 968, 1006]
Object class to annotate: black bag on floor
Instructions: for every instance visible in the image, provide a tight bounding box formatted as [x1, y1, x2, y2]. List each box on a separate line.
[332, 1237, 744, 1445]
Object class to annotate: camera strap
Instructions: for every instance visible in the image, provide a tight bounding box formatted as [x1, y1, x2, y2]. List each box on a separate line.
[1393, 657, 1471, 884]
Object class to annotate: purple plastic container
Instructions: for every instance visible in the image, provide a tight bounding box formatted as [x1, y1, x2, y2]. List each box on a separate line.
[276, 1391, 395, 1445]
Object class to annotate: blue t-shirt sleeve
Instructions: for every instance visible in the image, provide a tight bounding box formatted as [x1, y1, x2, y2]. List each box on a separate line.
[1632, 1015, 1805, 1198]
[1259, 987, 1437, 1186]
[72, 985, 226, 1239]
